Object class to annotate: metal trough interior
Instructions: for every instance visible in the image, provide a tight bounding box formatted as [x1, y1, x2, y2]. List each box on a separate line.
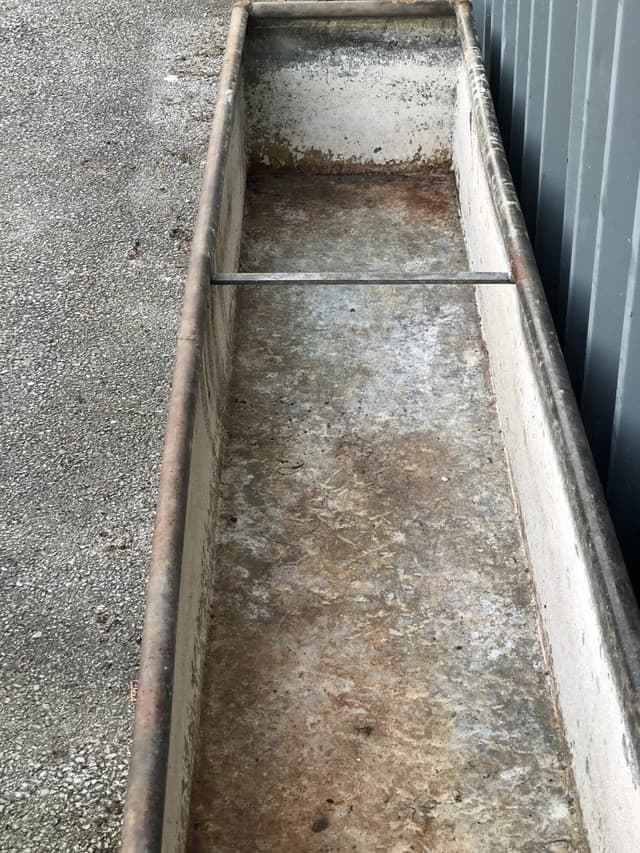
[122, 4, 640, 853]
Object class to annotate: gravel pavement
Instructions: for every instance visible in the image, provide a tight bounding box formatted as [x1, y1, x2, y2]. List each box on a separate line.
[0, 1, 230, 849]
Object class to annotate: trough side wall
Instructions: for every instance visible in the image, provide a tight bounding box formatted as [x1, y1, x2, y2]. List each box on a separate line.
[244, 16, 460, 173]
[160, 92, 246, 853]
[453, 27, 640, 853]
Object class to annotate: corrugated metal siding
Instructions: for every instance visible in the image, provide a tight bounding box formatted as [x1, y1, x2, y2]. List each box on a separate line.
[473, 0, 640, 582]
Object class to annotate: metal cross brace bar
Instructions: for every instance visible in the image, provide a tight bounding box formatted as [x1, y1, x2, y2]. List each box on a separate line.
[211, 272, 515, 285]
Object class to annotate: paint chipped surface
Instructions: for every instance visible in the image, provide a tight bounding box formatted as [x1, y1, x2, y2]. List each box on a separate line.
[188, 190, 586, 850]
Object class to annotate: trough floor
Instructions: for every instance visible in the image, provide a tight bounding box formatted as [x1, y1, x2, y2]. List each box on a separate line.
[188, 174, 586, 852]
[238, 172, 468, 274]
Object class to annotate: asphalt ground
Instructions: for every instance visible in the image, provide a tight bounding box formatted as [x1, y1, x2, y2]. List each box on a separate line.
[0, 1, 230, 849]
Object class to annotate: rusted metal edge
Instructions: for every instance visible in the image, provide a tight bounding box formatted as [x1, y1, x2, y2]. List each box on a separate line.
[454, 0, 640, 744]
[250, 0, 454, 19]
[212, 272, 514, 284]
[119, 6, 249, 852]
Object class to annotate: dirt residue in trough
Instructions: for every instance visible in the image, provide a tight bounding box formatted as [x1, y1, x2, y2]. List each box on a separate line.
[188, 282, 586, 852]
[248, 139, 453, 176]
[239, 172, 467, 275]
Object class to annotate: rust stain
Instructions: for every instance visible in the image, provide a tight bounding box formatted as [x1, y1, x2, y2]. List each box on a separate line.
[249, 137, 452, 176]
[189, 424, 462, 852]
[508, 249, 530, 285]
[188, 281, 586, 852]
[239, 172, 468, 275]
[393, 173, 459, 218]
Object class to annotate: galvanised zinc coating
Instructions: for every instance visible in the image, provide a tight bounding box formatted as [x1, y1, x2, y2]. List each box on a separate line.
[472, 0, 640, 583]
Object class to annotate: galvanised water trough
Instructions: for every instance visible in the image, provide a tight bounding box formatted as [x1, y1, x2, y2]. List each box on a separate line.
[121, 3, 640, 851]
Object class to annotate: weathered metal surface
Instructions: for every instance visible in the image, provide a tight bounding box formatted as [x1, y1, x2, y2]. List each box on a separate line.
[454, 4, 640, 850]
[120, 6, 248, 852]
[213, 272, 514, 283]
[189, 277, 586, 852]
[239, 173, 467, 274]
[245, 18, 460, 173]
[120, 4, 640, 852]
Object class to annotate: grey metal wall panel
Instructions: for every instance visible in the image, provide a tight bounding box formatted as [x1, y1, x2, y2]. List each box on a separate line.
[533, 0, 577, 312]
[498, 0, 517, 150]
[508, 0, 531, 189]
[482, 1, 493, 74]
[556, 0, 594, 346]
[519, 0, 550, 239]
[489, 0, 505, 97]
[475, 0, 640, 580]
[608, 177, 640, 561]
[580, 0, 640, 478]
[474, 0, 486, 52]
[562, 0, 616, 392]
